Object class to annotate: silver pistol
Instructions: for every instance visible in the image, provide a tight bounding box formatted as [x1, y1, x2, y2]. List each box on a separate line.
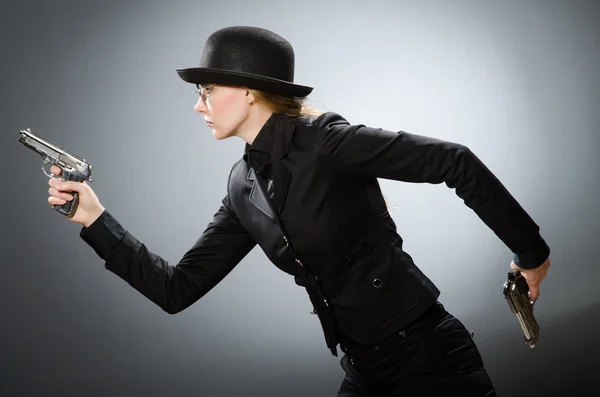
[19, 128, 93, 218]
[503, 271, 540, 348]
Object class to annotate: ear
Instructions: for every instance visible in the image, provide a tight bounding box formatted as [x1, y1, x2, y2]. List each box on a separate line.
[245, 89, 255, 105]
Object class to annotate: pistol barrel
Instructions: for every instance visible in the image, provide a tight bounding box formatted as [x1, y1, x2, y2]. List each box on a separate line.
[19, 128, 93, 179]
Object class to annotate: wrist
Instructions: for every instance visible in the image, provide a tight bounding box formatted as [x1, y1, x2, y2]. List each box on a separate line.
[84, 207, 105, 228]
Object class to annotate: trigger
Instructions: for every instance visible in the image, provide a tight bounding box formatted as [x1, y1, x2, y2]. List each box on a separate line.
[42, 161, 60, 179]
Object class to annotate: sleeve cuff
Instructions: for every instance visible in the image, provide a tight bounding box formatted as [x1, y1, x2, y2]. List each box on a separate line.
[513, 234, 550, 269]
[79, 209, 127, 260]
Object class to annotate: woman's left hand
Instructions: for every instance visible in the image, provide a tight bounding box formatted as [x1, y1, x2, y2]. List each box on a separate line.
[510, 256, 551, 304]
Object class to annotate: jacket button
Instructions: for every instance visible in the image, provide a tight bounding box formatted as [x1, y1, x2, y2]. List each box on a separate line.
[373, 278, 383, 288]
[311, 308, 317, 315]
[282, 236, 289, 247]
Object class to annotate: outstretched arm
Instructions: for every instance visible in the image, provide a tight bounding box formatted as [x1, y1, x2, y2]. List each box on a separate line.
[79, 194, 257, 314]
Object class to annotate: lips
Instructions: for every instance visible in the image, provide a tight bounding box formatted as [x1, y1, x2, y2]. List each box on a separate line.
[206, 121, 214, 127]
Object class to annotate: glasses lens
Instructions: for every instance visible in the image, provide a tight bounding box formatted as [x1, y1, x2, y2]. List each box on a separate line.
[195, 84, 214, 103]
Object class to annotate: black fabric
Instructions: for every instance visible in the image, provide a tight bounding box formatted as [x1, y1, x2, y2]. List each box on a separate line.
[79, 210, 125, 260]
[246, 150, 272, 180]
[244, 113, 290, 212]
[252, 167, 339, 355]
[336, 302, 497, 396]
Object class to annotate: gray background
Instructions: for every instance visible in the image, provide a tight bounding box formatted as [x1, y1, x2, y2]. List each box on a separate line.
[2, 0, 599, 396]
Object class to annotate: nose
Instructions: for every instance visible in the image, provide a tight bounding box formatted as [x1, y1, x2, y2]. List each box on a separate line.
[195, 96, 208, 113]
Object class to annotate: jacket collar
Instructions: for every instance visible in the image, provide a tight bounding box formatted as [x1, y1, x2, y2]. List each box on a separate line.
[243, 112, 296, 216]
[243, 112, 295, 163]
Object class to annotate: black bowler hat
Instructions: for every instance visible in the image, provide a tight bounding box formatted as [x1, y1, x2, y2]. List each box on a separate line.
[176, 26, 313, 98]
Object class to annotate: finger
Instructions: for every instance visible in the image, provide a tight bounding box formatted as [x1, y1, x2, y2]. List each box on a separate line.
[50, 165, 62, 176]
[48, 178, 67, 190]
[50, 179, 82, 193]
[528, 284, 540, 303]
[510, 261, 520, 271]
[48, 187, 73, 200]
[48, 196, 66, 206]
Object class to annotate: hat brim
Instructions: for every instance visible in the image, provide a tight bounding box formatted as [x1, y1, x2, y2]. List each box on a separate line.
[176, 67, 313, 97]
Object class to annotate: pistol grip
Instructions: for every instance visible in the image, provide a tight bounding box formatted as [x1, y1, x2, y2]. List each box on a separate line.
[52, 191, 79, 218]
[50, 167, 83, 218]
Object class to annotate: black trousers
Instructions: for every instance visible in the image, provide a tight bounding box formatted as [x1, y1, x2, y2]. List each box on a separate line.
[336, 301, 497, 397]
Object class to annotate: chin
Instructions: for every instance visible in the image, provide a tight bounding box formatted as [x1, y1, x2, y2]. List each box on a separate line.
[212, 129, 228, 140]
[212, 128, 236, 140]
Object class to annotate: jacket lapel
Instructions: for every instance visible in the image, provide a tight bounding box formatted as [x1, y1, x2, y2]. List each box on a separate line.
[245, 113, 296, 219]
[247, 167, 276, 222]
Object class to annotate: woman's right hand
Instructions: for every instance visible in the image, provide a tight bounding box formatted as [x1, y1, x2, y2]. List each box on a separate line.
[48, 165, 105, 227]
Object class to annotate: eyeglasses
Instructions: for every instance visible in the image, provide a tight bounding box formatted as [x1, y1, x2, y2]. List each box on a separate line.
[195, 84, 215, 104]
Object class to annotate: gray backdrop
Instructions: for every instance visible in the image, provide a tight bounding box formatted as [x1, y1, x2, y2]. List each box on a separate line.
[2, 0, 599, 396]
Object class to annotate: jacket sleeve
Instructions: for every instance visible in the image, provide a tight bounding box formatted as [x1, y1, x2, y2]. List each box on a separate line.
[79, 194, 257, 314]
[315, 112, 550, 270]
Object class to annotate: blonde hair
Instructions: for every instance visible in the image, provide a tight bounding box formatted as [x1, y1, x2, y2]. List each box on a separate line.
[248, 88, 325, 118]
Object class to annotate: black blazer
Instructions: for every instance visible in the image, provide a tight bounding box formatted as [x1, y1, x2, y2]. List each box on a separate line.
[79, 111, 550, 356]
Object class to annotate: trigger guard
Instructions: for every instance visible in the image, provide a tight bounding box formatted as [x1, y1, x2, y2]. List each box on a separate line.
[42, 161, 63, 180]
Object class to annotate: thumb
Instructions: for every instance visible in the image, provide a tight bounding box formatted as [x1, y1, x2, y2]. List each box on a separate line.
[510, 261, 537, 303]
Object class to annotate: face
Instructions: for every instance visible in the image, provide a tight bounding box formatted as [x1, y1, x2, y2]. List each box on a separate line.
[194, 84, 251, 140]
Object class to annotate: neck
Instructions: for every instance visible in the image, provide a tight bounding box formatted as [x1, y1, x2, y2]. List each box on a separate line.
[237, 104, 275, 145]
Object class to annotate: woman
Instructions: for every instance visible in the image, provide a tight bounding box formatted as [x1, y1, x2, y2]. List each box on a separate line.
[47, 26, 550, 396]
